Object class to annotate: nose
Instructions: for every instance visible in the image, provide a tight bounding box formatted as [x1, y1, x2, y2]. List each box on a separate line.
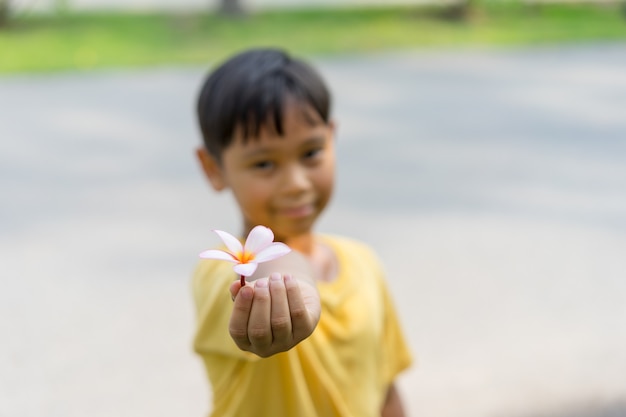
[279, 163, 311, 196]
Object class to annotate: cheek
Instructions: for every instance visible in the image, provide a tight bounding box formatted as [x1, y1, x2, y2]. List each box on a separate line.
[315, 161, 335, 199]
[233, 179, 271, 209]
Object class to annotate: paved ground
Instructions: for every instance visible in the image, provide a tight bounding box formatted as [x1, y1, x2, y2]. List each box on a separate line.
[2, 44, 626, 417]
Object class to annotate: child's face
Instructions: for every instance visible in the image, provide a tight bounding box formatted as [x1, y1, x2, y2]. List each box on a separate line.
[200, 103, 335, 242]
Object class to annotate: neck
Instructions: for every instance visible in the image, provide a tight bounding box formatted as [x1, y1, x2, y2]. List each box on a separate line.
[286, 232, 337, 283]
[283, 233, 315, 256]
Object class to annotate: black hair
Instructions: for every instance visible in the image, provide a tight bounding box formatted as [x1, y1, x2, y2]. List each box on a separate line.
[196, 48, 332, 160]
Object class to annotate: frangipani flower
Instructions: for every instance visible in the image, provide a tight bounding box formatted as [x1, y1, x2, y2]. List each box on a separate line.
[199, 225, 291, 285]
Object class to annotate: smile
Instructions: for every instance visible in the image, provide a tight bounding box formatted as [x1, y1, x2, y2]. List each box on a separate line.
[279, 204, 315, 219]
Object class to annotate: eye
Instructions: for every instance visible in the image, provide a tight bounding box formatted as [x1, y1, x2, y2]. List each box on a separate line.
[303, 147, 322, 160]
[252, 160, 274, 171]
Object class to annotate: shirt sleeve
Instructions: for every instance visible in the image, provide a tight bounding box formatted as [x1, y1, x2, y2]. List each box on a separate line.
[377, 265, 414, 387]
[383, 282, 413, 385]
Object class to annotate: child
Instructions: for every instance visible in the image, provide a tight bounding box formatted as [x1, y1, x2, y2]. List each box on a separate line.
[192, 48, 413, 417]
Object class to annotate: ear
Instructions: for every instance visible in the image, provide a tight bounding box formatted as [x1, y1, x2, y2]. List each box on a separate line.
[195, 147, 227, 191]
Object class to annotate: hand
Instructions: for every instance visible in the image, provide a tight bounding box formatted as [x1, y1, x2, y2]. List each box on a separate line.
[381, 384, 406, 417]
[228, 272, 321, 358]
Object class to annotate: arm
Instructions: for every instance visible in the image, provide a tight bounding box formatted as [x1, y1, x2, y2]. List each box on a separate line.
[228, 250, 321, 358]
[381, 383, 406, 417]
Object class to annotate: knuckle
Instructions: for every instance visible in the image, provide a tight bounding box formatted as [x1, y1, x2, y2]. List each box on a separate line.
[290, 307, 307, 321]
[271, 316, 291, 331]
[285, 283, 300, 296]
[229, 327, 248, 341]
[248, 326, 269, 341]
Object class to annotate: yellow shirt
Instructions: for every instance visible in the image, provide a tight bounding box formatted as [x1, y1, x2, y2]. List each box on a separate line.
[192, 234, 413, 417]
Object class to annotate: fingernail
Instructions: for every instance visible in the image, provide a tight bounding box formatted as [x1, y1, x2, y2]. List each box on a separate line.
[270, 273, 281, 282]
[241, 287, 253, 299]
[255, 278, 268, 288]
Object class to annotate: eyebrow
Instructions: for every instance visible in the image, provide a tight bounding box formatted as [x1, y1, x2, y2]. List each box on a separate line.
[241, 149, 271, 161]
[241, 135, 326, 159]
[300, 135, 326, 147]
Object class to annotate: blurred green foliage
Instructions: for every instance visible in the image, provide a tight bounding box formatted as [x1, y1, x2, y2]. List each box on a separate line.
[1, 2, 625, 73]
[0, 0, 10, 27]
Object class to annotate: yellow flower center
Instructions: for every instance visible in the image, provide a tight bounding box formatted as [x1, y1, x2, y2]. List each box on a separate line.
[237, 251, 255, 264]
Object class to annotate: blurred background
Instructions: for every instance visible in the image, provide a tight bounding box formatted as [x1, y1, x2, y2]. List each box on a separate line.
[2, 1, 626, 417]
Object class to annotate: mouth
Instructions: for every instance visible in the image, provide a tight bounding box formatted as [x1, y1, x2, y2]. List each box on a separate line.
[278, 204, 315, 219]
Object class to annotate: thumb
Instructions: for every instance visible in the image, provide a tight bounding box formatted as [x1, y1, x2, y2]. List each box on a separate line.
[229, 280, 243, 301]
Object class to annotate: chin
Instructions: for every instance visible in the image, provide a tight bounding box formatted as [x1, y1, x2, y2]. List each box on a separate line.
[274, 219, 317, 242]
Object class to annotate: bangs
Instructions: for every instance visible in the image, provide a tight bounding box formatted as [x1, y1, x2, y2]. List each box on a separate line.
[197, 48, 331, 160]
[238, 94, 323, 142]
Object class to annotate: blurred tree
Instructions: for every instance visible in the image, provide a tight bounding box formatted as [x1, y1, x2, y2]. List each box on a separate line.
[0, 0, 9, 27]
[440, 0, 478, 21]
[218, 0, 246, 16]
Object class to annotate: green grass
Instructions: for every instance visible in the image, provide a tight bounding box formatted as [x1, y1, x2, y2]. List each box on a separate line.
[1, 2, 626, 73]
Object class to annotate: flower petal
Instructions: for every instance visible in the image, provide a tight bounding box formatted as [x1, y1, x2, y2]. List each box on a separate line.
[199, 249, 238, 262]
[213, 229, 243, 256]
[254, 242, 291, 263]
[234, 262, 258, 277]
[244, 225, 274, 254]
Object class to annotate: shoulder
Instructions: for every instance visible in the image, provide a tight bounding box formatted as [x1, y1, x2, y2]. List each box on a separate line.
[191, 259, 235, 312]
[192, 258, 231, 289]
[320, 234, 381, 261]
[319, 234, 385, 278]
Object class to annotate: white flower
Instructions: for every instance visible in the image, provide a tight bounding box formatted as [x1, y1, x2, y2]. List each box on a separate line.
[199, 225, 291, 277]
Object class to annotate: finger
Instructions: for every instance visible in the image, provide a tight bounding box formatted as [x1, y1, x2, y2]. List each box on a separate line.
[229, 280, 243, 301]
[247, 278, 273, 352]
[284, 274, 310, 342]
[268, 273, 292, 347]
[228, 284, 254, 350]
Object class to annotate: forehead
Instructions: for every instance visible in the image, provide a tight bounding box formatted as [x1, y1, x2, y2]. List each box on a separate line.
[233, 101, 326, 147]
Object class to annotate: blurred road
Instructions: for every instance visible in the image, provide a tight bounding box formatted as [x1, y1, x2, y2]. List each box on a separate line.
[2, 44, 626, 417]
